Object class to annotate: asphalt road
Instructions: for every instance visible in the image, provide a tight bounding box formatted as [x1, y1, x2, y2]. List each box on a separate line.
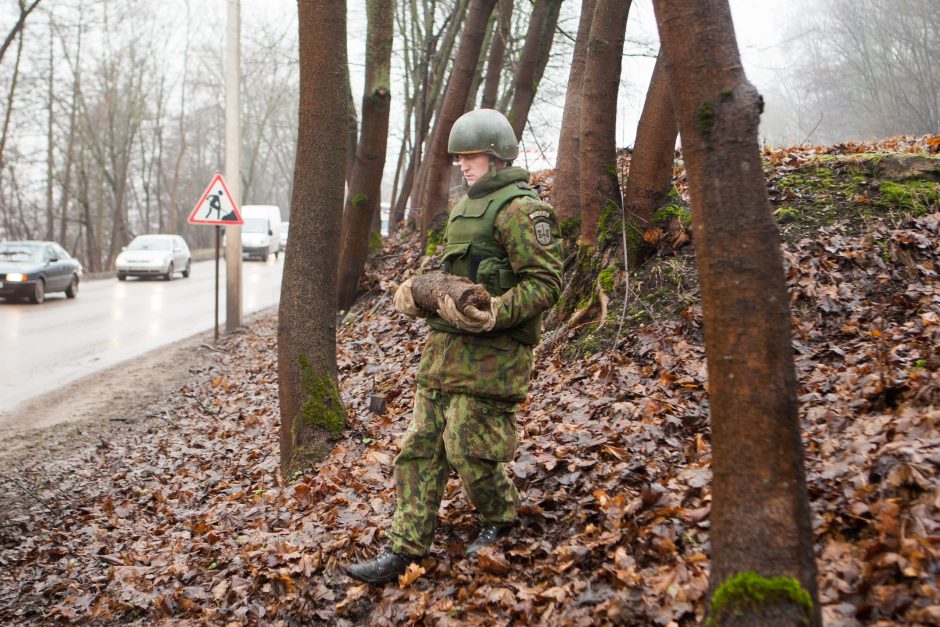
[0, 255, 284, 415]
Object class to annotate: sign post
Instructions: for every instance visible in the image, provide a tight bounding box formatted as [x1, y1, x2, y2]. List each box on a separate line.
[188, 173, 243, 342]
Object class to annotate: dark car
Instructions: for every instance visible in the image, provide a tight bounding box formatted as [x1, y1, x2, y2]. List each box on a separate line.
[0, 241, 83, 304]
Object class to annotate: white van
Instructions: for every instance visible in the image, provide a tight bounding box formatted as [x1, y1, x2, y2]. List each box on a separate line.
[240, 205, 283, 261]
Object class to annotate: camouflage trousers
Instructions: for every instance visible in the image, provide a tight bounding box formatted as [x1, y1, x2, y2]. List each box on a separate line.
[387, 385, 520, 557]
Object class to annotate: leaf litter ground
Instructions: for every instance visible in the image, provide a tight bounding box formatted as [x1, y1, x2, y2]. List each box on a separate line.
[1, 136, 938, 625]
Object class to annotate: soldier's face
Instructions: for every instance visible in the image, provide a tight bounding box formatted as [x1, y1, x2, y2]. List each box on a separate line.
[455, 153, 491, 185]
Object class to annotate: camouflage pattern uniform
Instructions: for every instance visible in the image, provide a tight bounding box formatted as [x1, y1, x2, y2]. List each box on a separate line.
[388, 166, 563, 557]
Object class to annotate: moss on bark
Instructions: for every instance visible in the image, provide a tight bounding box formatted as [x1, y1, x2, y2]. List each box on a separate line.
[707, 571, 814, 626]
[289, 355, 346, 472]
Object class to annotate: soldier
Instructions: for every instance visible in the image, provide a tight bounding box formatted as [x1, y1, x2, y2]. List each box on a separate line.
[344, 109, 563, 584]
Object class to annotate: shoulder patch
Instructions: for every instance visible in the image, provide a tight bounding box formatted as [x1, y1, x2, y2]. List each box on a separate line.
[534, 221, 553, 246]
[523, 201, 556, 246]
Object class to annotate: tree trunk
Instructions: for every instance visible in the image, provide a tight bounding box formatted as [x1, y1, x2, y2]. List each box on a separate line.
[387, 98, 410, 236]
[480, 0, 511, 109]
[278, 0, 348, 478]
[578, 0, 630, 246]
[652, 1, 821, 625]
[465, 8, 496, 111]
[45, 19, 55, 241]
[345, 68, 358, 188]
[552, 0, 595, 229]
[419, 0, 497, 241]
[59, 27, 81, 247]
[392, 1, 467, 228]
[0, 26, 25, 177]
[337, 0, 395, 311]
[622, 51, 677, 260]
[78, 157, 100, 272]
[508, 0, 563, 140]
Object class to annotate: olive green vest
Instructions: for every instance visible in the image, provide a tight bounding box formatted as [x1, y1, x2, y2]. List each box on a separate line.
[427, 178, 542, 346]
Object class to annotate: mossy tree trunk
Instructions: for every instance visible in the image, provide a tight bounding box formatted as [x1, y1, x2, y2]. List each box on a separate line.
[418, 0, 497, 243]
[652, 1, 822, 624]
[507, 0, 563, 140]
[552, 0, 596, 236]
[279, 0, 348, 479]
[578, 0, 630, 247]
[622, 50, 678, 267]
[337, 0, 395, 311]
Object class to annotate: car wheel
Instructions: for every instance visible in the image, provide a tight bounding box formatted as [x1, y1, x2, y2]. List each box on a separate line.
[65, 275, 79, 298]
[274, 250, 279, 260]
[117, 273, 127, 281]
[29, 279, 45, 304]
[164, 262, 174, 281]
[182, 260, 191, 278]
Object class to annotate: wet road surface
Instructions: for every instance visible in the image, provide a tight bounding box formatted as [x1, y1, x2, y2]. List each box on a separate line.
[0, 256, 283, 415]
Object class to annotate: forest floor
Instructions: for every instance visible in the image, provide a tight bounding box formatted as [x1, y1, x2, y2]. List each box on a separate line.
[1, 136, 939, 626]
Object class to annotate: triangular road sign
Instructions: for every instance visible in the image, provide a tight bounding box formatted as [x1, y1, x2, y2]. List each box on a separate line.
[188, 174, 243, 225]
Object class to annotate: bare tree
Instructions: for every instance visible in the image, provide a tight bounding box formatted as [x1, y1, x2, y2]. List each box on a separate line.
[0, 17, 25, 178]
[78, 44, 148, 267]
[578, 0, 630, 246]
[241, 23, 297, 208]
[653, 0, 821, 623]
[507, 0, 562, 139]
[785, 0, 940, 143]
[278, 0, 348, 477]
[419, 0, 497, 240]
[337, 0, 395, 311]
[391, 0, 467, 229]
[44, 16, 54, 239]
[166, 0, 192, 235]
[0, 0, 43, 66]
[57, 14, 83, 246]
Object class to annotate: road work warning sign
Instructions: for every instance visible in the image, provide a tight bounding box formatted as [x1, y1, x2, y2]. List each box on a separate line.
[188, 174, 243, 225]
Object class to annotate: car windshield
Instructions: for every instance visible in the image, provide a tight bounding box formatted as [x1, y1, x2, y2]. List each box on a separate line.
[243, 218, 268, 234]
[127, 237, 171, 251]
[0, 244, 42, 262]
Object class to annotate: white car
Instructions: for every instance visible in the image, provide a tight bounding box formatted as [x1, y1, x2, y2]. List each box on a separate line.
[115, 234, 191, 281]
[240, 205, 282, 261]
[280, 221, 289, 252]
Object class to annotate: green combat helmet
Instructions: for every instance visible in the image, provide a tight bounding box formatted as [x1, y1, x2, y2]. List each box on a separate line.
[448, 109, 519, 162]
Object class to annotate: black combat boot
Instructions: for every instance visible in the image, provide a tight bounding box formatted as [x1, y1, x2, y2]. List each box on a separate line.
[466, 523, 515, 555]
[344, 547, 413, 584]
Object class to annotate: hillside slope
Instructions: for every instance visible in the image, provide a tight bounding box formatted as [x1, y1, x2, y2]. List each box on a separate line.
[0, 136, 938, 625]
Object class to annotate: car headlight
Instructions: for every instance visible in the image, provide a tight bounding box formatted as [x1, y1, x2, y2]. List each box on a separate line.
[6, 273, 26, 282]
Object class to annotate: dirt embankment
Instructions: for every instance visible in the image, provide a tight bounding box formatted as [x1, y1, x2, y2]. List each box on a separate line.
[0, 328, 225, 519]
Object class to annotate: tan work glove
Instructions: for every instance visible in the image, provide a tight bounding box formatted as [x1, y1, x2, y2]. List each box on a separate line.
[392, 277, 427, 317]
[437, 294, 500, 333]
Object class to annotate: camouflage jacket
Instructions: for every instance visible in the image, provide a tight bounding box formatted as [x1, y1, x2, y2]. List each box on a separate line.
[417, 170, 564, 403]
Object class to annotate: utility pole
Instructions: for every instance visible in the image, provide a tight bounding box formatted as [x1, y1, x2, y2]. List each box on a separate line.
[224, 0, 243, 331]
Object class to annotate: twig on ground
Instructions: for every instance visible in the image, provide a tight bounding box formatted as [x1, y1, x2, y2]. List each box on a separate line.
[0, 472, 59, 517]
[184, 392, 218, 417]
